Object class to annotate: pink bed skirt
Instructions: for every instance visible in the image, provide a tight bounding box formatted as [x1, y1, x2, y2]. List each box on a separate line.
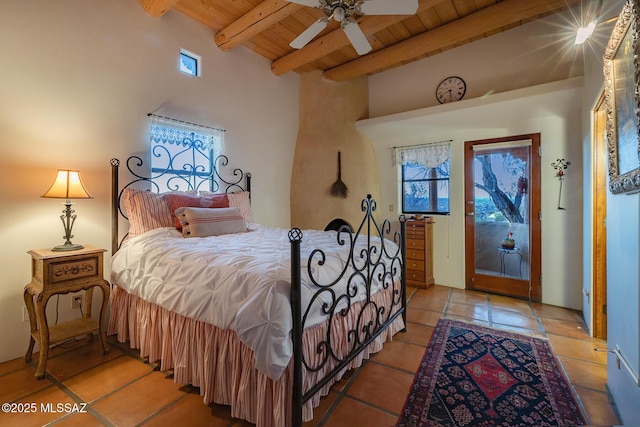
[107, 284, 405, 426]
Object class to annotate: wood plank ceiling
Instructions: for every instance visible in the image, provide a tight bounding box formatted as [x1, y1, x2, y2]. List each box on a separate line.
[140, 0, 582, 81]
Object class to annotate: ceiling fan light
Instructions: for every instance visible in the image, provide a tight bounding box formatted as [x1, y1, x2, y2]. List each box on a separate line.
[333, 6, 346, 22]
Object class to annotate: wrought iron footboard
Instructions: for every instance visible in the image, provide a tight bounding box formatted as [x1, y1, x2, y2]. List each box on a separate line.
[289, 195, 407, 426]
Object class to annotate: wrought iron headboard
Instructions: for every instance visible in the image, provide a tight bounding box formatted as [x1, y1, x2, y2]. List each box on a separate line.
[110, 154, 251, 254]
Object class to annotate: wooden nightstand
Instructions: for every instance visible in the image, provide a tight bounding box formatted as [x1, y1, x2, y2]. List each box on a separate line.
[23, 245, 110, 379]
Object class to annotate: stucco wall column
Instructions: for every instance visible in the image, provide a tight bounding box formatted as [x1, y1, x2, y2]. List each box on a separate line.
[291, 71, 381, 230]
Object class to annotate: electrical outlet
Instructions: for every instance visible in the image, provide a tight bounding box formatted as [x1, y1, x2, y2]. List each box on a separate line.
[22, 306, 29, 322]
[71, 293, 84, 309]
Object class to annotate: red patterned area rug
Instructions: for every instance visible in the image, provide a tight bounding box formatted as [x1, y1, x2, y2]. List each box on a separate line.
[396, 318, 586, 427]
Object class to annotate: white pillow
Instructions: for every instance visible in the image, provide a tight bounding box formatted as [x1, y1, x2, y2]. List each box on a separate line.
[175, 206, 246, 237]
[200, 190, 253, 223]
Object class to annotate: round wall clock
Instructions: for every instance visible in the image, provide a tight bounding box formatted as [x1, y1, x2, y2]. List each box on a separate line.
[436, 76, 466, 104]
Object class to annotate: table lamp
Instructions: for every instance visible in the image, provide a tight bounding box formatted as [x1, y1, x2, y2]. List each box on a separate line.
[42, 169, 93, 251]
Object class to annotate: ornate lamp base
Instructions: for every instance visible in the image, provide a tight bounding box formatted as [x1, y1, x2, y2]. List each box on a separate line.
[51, 242, 84, 252]
[51, 202, 84, 251]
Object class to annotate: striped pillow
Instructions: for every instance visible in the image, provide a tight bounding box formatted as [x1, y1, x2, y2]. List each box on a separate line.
[175, 206, 246, 237]
[123, 188, 173, 240]
[228, 191, 253, 223]
[164, 193, 229, 230]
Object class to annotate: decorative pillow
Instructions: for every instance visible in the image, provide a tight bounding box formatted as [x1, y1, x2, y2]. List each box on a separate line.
[123, 188, 173, 240]
[163, 193, 229, 230]
[175, 207, 246, 237]
[228, 191, 253, 223]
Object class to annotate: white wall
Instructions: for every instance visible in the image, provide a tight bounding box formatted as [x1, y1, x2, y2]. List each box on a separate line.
[368, 10, 583, 118]
[358, 79, 584, 309]
[0, 0, 299, 363]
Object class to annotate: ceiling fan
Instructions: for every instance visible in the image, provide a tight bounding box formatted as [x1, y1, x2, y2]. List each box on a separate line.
[287, 0, 419, 55]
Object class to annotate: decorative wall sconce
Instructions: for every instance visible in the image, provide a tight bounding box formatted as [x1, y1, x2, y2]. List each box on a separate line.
[551, 159, 571, 210]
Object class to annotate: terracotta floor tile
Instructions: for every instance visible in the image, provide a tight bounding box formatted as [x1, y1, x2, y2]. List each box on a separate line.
[0, 285, 622, 427]
[91, 370, 186, 425]
[540, 317, 591, 340]
[0, 367, 54, 403]
[322, 396, 398, 427]
[304, 391, 338, 427]
[415, 285, 451, 300]
[442, 314, 491, 328]
[491, 308, 541, 331]
[449, 289, 489, 305]
[557, 356, 608, 392]
[49, 411, 105, 427]
[64, 355, 153, 402]
[141, 393, 233, 426]
[547, 334, 608, 364]
[0, 383, 76, 427]
[405, 286, 418, 299]
[0, 357, 30, 376]
[347, 363, 414, 414]
[490, 322, 544, 337]
[532, 303, 584, 322]
[406, 307, 441, 326]
[370, 340, 426, 373]
[407, 295, 447, 313]
[488, 294, 534, 314]
[328, 367, 357, 393]
[45, 339, 123, 381]
[396, 322, 434, 346]
[573, 385, 622, 425]
[445, 302, 490, 321]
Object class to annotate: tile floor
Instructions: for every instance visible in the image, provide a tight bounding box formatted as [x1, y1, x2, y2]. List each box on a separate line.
[0, 286, 621, 426]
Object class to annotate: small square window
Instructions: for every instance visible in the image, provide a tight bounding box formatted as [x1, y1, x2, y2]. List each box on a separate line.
[179, 49, 200, 77]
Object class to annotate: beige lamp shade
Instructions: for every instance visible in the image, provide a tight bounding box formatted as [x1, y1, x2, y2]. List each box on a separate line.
[42, 170, 93, 199]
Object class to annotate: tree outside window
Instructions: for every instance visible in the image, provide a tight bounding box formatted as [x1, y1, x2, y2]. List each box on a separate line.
[399, 142, 450, 215]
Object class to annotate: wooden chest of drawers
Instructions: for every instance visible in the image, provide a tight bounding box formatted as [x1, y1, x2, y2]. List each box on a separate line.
[405, 217, 434, 289]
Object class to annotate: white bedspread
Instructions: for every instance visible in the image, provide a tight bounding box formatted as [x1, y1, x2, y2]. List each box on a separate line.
[111, 224, 398, 380]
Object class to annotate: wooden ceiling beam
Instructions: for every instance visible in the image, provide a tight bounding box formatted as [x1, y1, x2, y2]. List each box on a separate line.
[215, 0, 304, 51]
[140, 0, 181, 17]
[271, 0, 444, 76]
[322, 0, 580, 81]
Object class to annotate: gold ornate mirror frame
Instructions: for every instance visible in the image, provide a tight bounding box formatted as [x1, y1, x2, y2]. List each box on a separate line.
[604, 0, 640, 194]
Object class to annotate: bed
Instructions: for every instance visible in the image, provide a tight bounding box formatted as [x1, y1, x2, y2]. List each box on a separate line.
[107, 152, 407, 427]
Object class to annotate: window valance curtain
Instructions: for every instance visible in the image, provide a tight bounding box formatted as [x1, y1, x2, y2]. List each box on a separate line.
[395, 141, 450, 168]
[150, 115, 224, 154]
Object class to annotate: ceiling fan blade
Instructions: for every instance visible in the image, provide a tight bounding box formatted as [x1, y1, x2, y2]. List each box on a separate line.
[290, 18, 330, 49]
[342, 21, 372, 55]
[286, 0, 321, 7]
[357, 0, 418, 15]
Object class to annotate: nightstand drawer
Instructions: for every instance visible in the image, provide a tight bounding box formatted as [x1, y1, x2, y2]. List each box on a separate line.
[50, 256, 100, 285]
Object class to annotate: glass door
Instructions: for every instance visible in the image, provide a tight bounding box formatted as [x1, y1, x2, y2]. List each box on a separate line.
[464, 134, 541, 300]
